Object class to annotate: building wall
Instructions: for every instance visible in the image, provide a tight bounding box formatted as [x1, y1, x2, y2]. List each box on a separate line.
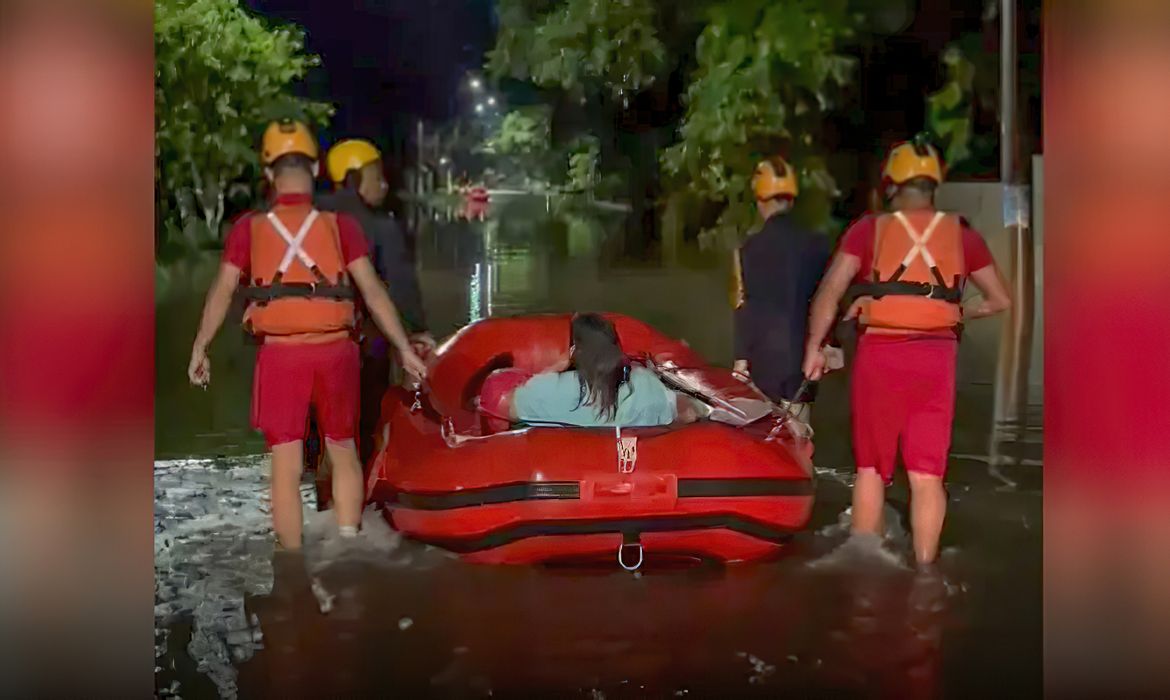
[935, 177, 1043, 400]
[935, 182, 1007, 386]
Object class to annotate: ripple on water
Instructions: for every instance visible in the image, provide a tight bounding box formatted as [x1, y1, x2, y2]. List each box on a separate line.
[155, 454, 430, 698]
[155, 455, 286, 698]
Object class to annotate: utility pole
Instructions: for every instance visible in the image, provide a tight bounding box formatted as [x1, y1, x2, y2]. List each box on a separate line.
[990, 0, 1035, 468]
[417, 119, 425, 197]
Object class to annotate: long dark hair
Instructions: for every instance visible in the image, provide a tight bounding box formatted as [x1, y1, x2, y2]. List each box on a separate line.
[570, 313, 630, 421]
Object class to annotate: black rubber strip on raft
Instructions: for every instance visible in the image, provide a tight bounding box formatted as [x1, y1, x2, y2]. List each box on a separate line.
[395, 481, 582, 510]
[676, 478, 814, 498]
[393, 477, 814, 511]
[403, 514, 800, 554]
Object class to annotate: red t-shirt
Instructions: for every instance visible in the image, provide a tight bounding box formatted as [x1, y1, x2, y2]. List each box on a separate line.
[836, 211, 995, 342]
[837, 211, 994, 280]
[222, 193, 369, 274]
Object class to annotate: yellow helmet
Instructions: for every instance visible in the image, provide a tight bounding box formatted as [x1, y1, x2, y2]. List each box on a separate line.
[261, 120, 318, 165]
[882, 138, 944, 185]
[752, 157, 798, 200]
[327, 139, 382, 183]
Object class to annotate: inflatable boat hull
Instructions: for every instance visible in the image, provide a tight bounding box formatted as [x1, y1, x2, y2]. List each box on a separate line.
[366, 314, 815, 565]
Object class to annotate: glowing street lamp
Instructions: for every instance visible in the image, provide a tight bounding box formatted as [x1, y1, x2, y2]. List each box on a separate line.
[486, 96, 497, 107]
[475, 103, 485, 114]
[469, 77, 482, 90]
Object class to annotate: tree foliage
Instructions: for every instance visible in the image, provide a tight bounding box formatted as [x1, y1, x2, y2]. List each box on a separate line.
[478, 108, 551, 157]
[475, 107, 556, 187]
[926, 23, 1041, 178]
[926, 41, 982, 174]
[155, 0, 332, 260]
[484, 0, 1030, 247]
[487, 0, 668, 101]
[566, 137, 601, 193]
[486, 0, 870, 248]
[661, 0, 861, 248]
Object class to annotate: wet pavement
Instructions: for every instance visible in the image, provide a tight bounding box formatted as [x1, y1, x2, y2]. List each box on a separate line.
[155, 197, 1042, 698]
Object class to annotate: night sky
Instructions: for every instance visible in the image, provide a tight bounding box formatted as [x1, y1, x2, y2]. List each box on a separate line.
[246, 0, 496, 149]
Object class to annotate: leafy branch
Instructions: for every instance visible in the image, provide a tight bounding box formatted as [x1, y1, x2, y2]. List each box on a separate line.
[155, 0, 333, 260]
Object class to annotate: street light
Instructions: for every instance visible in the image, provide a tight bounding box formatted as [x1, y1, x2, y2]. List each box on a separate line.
[470, 77, 482, 90]
[439, 156, 449, 165]
[486, 96, 497, 106]
[475, 103, 485, 114]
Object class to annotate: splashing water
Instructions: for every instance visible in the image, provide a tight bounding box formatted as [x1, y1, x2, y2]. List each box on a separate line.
[302, 506, 407, 574]
[154, 457, 419, 698]
[153, 456, 439, 697]
[813, 464, 855, 486]
[809, 505, 913, 571]
[154, 455, 294, 699]
[816, 504, 909, 544]
[736, 651, 777, 685]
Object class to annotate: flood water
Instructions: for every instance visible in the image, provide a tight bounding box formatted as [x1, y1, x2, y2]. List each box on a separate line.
[155, 196, 1041, 698]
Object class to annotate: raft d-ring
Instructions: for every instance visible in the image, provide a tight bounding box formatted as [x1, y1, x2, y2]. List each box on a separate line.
[617, 542, 644, 572]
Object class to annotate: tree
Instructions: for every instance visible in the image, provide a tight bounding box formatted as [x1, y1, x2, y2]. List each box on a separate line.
[155, 0, 332, 261]
[476, 106, 553, 186]
[925, 2, 1042, 179]
[926, 40, 986, 176]
[487, 0, 689, 204]
[566, 137, 600, 194]
[487, 0, 668, 102]
[486, 0, 881, 249]
[661, 0, 862, 249]
[479, 108, 551, 157]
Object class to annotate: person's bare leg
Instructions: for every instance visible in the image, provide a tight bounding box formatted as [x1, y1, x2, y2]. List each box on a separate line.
[324, 438, 363, 532]
[907, 472, 947, 564]
[270, 441, 306, 550]
[851, 467, 886, 536]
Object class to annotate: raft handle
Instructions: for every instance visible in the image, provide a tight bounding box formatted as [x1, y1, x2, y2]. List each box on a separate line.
[618, 541, 644, 572]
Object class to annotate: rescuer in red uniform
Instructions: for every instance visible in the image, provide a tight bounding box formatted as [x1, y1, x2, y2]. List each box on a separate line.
[803, 136, 1011, 565]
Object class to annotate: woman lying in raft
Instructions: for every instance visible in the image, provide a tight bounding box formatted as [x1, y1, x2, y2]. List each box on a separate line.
[478, 313, 702, 430]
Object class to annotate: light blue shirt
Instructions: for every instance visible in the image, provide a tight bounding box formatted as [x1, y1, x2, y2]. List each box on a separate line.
[512, 367, 678, 427]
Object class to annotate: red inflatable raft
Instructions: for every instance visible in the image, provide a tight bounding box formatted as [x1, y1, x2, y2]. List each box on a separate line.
[365, 313, 816, 567]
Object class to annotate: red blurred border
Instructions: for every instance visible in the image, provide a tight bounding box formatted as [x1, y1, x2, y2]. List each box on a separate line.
[1045, 0, 1170, 694]
[0, 1, 153, 695]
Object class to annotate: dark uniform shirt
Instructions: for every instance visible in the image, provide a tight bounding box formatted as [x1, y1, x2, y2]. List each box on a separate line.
[733, 213, 830, 403]
[316, 189, 427, 334]
[312, 188, 428, 470]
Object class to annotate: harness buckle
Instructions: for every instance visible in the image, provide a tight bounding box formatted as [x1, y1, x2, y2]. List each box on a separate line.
[926, 284, 959, 302]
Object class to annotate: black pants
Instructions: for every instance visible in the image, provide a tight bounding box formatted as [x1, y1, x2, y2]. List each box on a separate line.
[358, 350, 393, 467]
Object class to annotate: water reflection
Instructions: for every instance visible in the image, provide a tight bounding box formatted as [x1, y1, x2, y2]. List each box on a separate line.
[230, 501, 968, 698]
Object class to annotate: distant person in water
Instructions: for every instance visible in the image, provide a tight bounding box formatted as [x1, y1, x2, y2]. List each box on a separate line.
[479, 313, 698, 430]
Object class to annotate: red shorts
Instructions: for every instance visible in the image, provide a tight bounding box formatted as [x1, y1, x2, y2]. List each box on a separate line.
[850, 334, 957, 484]
[251, 339, 360, 448]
